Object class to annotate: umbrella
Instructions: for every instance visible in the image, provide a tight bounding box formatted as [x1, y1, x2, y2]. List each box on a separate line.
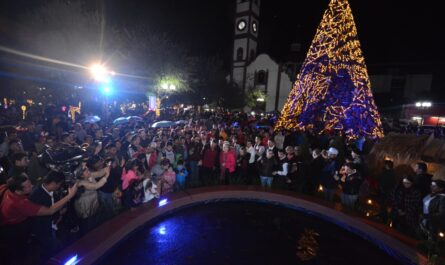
[113, 117, 129, 125]
[151, 121, 175, 128]
[127, 116, 143, 121]
[175, 120, 188, 125]
[83, 115, 101, 123]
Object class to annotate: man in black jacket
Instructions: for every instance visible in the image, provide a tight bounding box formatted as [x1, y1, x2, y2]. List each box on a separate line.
[421, 180, 445, 240]
[29, 171, 65, 262]
[258, 150, 277, 189]
[413, 162, 433, 198]
[308, 149, 325, 195]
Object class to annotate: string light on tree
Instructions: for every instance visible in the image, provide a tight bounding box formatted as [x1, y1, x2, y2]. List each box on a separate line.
[275, 0, 384, 140]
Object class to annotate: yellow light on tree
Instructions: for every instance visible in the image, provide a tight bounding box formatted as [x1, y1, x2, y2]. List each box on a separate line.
[275, 0, 384, 140]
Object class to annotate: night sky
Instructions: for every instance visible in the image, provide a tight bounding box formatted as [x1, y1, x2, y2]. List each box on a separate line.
[0, 0, 442, 71]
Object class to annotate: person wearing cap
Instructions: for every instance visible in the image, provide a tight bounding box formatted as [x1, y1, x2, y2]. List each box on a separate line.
[391, 175, 422, 237]
[321, 147, 341, 201]
[420, 179, 445, 240]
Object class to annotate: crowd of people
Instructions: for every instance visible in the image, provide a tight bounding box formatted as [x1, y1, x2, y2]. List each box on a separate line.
[0, 107, 444, 264]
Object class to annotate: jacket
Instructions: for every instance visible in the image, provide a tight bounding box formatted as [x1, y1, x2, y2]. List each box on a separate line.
[258, 157, 277, 177]
[341, 172, 362, 195]
[220, 150, 236, 173]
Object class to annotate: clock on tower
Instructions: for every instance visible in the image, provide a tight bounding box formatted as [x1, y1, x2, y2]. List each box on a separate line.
[231, 0, 260, 93]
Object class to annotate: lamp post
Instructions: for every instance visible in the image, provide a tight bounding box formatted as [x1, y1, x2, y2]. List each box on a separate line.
[157, 82, 177, 115]
[89, 63, 114, 119]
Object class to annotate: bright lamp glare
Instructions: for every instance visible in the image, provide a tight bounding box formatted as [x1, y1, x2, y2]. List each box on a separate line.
[158, 199, 168, 207]
[161, 83, 168, 89]
[422, 102, 432, 107]
[90, 64, 108, 81]
[158, 226, 166, 235]
[64, 255, 78, 265]
[415, 102, 421, 107]
[103, 86, 111, 94]
[169, 84, 176, 90]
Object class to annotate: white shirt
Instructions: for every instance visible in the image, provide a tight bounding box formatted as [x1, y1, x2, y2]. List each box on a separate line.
[41, 184, 54, 206]
[276, 161, 289, 176]
[143, 179, 159, 203]
[247, 146, 256, 164]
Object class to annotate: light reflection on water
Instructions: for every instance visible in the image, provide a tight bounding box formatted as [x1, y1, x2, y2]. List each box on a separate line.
[100, 202, 404, 265]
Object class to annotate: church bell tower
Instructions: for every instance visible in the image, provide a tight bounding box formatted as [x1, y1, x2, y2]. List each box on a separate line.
[231, 0, 260, 93]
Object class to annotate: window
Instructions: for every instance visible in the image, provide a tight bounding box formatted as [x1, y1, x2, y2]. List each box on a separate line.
[257, 70, 266, 85]
[237, 47, 244, 61]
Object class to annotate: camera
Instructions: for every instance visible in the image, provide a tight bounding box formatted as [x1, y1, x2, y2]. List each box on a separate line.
[38, 144, 88, 184]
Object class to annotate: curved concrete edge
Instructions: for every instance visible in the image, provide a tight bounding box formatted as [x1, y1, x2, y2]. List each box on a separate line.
[48, 187, 428, 265]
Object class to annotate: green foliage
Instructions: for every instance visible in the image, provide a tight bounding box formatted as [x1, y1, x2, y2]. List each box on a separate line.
[245, 87, 266, 109]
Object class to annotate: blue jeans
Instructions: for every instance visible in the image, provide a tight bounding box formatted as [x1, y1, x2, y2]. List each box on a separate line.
[340, 193, 358, 209]
[176, 175, 186, 190]
[260, 176, 273, 188]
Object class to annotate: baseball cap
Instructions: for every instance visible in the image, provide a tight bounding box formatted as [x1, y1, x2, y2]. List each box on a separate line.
[327, 147, 339, 156]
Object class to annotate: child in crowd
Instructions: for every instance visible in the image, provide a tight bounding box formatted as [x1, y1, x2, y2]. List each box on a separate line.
[175, 160, 188, 190]
[160, 163, 176, 195]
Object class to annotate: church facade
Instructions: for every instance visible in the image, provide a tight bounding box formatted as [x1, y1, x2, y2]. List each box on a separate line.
[230, 0, 294, 112]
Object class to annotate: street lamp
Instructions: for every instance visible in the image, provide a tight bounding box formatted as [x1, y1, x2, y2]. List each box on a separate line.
[89, 64, 109, 82]
[160, 82, 176, 91]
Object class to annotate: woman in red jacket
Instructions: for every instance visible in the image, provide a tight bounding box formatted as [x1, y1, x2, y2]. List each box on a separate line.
[220, 142, 236, 185]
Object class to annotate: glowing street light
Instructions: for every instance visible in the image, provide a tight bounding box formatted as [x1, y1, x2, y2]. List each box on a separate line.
[89, 63, 109, 82]
[415, 101, 432, 108]
[257, 98, 265, 102]
[160, 82, 177, 91]
[422, 102, 432, 107]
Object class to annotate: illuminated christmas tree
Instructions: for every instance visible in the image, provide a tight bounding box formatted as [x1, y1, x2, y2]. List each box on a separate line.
[275, 0, 384, 139]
